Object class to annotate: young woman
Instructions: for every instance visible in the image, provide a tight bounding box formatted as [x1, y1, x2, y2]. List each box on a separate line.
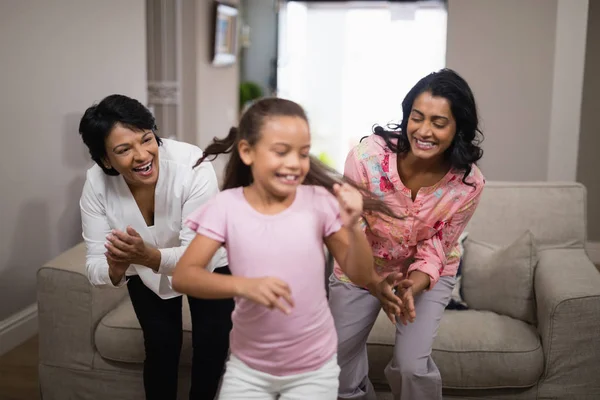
[330, 68, 486, 400]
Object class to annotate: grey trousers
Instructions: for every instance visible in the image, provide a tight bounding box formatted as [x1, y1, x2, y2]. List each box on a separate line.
[328, 274, 455, 400]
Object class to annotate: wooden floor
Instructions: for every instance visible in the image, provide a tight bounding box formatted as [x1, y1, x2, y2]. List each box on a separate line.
[0, 336, 39, 400]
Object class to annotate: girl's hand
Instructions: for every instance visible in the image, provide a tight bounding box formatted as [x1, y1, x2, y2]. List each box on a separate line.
[236, 277, 295, 314]
[333, 183, 363, 228]
[396, 280, 417, 325]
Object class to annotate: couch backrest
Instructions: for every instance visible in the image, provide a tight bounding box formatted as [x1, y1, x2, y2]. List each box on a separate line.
[465, 181, 587, 248]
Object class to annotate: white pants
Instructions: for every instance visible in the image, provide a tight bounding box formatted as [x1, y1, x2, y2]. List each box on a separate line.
[217, 354, 340, 400]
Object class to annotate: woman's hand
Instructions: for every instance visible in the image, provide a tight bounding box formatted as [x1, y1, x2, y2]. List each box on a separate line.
[107, 258, 130, 286]
[368, 272, 406, 323]
[236, 277, 295, 315]
[396, 280, 417, 325]
[333, 183, 363, 228]
[105, 226, 155, 268]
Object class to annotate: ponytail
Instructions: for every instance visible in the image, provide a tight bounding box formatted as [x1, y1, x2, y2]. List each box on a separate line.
[305, 156, 404, 221]
[194, 127, 253, 190]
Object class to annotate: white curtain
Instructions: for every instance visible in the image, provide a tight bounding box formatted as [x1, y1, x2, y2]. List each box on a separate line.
[278, 1, 447, 171]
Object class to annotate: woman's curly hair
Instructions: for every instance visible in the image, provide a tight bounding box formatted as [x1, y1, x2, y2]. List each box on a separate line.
[371, 68, 483, 186]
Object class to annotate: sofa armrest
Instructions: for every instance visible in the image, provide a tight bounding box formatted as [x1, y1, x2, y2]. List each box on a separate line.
[36, 242, 128, 370]
[535, 248, 600, 398]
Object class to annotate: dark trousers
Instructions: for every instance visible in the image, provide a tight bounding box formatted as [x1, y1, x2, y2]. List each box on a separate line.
[127, 266, 234, 400]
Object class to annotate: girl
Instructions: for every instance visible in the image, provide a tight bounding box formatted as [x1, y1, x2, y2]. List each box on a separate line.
[172, 98, 404, 400]
[329, 68, 486, 400]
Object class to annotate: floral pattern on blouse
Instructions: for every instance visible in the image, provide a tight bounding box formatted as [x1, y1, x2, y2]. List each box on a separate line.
[334, 134, 485, 289]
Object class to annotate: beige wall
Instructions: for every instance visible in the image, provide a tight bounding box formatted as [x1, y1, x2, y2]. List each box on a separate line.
[577, 1, 600, 241]
[547, 0, 589, 181]
[446, 0, 558, 181]
[0, 1, 147, 321]
[447, 0, 598, 242]
[181, 0, 240, 183]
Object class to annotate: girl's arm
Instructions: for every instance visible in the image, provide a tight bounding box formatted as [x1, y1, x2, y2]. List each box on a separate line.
[324, 224, 378, 287]
[172, 234, 238, 298]
[172, 234, 294, 313]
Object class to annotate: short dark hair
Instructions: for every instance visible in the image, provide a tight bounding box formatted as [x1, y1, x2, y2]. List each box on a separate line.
[371, 68, 483, 185]
[78, 94, 162, 176]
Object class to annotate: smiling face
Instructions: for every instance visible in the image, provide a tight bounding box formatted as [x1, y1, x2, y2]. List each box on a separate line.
[406, 91, 457, 162]
[103, 124, 160, 187]
[238, 116, 311, 199]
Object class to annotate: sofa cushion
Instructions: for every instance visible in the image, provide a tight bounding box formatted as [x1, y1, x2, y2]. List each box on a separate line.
[367, 309, 544, 389]
[461, 230, 538, 324]
[95, 296, 194, 366]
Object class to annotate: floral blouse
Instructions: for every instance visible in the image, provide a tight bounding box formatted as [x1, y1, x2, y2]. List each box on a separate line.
[333, 134, 485, 290]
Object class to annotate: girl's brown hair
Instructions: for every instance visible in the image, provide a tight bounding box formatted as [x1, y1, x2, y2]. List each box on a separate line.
[194, 97, 403, 220]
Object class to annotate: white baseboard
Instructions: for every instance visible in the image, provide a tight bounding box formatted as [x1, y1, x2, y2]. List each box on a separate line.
[0, 303, 38, 357]
[586, 241, 600, 265]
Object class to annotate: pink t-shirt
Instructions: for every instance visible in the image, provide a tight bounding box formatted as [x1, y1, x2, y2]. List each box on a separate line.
[185, 185, 341, 376]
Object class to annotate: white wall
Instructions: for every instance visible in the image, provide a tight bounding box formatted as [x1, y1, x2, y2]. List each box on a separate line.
[446, 0, 558, 181]
[547, 0, 589, 181]
[181, 0, 240, 184]
[0, 1, 147, 322]
[447, 0, 589, 183]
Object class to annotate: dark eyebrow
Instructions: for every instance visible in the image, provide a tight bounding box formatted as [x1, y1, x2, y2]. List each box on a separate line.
[412, 109, 449, 122]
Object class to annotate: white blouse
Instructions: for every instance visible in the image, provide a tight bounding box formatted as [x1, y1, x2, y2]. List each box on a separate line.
[80, 138, 227, 299]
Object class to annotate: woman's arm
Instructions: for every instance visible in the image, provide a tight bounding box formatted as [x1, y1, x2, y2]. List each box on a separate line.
[408, 182, 485, 293]
[104, 157, 223, 275]
[156, 159, 223, 275]
[80, 178, 128, 287]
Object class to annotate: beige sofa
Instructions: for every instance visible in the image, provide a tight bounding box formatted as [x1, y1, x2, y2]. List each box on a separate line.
[37, 182, 600, 400]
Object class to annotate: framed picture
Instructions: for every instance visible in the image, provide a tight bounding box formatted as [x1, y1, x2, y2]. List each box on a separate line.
[212, 2, 238, 66]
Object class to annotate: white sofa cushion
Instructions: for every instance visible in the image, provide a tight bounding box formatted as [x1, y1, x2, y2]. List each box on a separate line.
[367, 309, 544, 389]
[461, 231, 539, 324]
[95, 296, 193, 366]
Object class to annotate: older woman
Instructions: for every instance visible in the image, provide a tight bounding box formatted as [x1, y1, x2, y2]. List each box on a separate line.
[78, 94, 232, 400]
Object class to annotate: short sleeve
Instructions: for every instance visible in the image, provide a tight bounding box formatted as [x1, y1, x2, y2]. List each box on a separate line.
[313, 186, 343, 237]
[185, 192, 227, 243]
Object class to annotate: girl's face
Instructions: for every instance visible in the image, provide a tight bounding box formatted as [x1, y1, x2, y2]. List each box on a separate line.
[406, 91, 457, 162]
[103, 124, 160, 187]
[239, 116, 311, 199]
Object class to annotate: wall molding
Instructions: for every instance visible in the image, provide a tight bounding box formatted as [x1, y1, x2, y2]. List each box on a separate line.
[0, 303, 38, 357]
[148, 81, 180, 105]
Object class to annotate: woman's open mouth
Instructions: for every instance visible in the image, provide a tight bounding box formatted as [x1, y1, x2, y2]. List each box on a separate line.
[132, 161, 153, 177]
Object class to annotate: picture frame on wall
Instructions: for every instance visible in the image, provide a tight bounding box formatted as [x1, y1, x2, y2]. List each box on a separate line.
[212, 2, 238, 67]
